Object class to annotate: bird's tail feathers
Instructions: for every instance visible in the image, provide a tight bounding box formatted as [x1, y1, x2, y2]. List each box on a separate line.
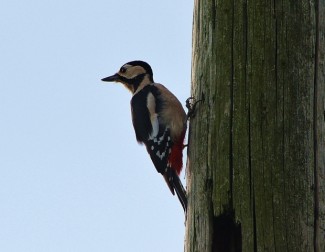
[163, 168, 187, 213]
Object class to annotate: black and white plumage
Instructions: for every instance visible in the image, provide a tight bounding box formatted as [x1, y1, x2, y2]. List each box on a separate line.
[102, 61, 187, 212]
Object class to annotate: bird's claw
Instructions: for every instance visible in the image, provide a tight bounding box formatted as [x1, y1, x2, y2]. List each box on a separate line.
[186, 97, 202, 120]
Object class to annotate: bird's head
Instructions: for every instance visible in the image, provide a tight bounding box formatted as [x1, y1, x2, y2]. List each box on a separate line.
[102, 60, 154, 93]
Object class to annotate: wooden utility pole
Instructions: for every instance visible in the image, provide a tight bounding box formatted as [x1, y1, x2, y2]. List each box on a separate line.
[185, 1, 324, 251]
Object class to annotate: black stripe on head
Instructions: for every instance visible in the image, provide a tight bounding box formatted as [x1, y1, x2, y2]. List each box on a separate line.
[119, 73, 146, 93]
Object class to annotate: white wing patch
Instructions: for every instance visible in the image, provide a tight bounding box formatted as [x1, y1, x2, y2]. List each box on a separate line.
[146, 92, 159, 139]
[150, 114, 159, 139]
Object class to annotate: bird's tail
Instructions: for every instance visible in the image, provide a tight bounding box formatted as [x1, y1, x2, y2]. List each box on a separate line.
[163, 168, 187, 213]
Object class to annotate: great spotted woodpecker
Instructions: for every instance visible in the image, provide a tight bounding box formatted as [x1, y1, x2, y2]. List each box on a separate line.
[102, 60, 187, 212]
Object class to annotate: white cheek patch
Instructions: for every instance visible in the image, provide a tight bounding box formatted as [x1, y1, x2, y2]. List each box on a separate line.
[127, 65, 146, 79]
[147, 92, 159, 139]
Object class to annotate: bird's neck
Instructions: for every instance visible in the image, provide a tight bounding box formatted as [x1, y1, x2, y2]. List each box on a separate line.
[132, 74, 154, 95]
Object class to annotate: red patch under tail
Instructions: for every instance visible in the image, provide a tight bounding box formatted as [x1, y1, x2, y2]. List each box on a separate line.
[168, 130, 186, 175]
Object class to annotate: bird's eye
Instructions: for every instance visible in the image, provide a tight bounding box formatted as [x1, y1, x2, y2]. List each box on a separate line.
[120, 67, 126, 73]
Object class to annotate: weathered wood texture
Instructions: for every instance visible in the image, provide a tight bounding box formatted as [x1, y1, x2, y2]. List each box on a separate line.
[185, 0, 325, 251]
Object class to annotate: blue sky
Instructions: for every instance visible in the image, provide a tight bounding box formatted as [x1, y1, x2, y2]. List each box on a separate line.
[0, 1, 193, 251]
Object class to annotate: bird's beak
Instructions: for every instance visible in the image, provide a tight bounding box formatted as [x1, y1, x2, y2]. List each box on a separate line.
[101, 73, 120, 82]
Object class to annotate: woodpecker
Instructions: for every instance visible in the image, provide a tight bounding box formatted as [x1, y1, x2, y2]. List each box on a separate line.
[102, 60, 187, 212]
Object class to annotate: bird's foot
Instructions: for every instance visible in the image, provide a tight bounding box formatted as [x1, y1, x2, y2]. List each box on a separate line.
[185, 97, 202, 120]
